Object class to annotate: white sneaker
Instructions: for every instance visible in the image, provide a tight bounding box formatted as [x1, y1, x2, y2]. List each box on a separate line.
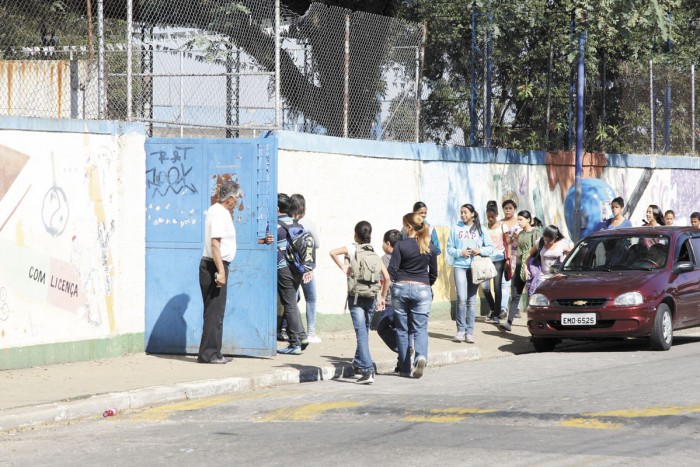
[453, 331, 466, 342]
[412, 357, 426, 379]
[466, 334, 475, 344]
[306, 335, 322, 344]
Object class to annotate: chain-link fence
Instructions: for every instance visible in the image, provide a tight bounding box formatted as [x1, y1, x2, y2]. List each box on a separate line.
[0, 1, 696, 154]
[0, 1, 424, 140]
[442, 6, 698, 156]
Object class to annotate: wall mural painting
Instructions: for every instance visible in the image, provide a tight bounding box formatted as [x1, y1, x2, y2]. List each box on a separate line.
[0, 138, 116, 346]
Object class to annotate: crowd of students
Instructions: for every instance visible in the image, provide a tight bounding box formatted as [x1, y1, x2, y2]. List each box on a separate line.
[271, 192, 700, 383]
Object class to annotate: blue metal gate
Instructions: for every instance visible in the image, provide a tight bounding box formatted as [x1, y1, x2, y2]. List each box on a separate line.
[144, 137, 277, 357]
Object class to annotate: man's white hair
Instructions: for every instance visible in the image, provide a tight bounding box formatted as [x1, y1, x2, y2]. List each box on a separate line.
[218, 180, 241, 201]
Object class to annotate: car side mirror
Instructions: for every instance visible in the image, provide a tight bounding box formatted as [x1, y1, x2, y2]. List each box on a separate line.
[673, 261, 694, 274]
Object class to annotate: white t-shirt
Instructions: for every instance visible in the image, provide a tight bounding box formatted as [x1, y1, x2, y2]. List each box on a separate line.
[203, 202, 237, 262]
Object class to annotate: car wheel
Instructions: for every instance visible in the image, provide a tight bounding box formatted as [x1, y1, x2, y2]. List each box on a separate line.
[650, 303, 673, 351]
[532, 337, 558, 352]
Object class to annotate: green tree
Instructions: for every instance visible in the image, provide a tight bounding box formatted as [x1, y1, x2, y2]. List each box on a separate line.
[402, 0, 699, 152]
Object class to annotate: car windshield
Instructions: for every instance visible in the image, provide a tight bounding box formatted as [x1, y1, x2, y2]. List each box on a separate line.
[561, 235, 670, 271]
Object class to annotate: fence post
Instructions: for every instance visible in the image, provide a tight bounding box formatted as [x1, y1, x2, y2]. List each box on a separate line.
[574, 29, 586, 243]
[179, 50, 184, 137]
[275, 0, 281, 130]
[343, 13, 350, 138]
[126, 0, 133, 121]
[97, 0, 105, 119]
[416, 24, 426, 143]
[650, 60, 655, 154]
[692, 64, 696, 156]
[485, 12, 492, 147]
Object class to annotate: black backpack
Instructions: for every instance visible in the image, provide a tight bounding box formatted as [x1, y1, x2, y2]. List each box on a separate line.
[280, 221, 316, 274]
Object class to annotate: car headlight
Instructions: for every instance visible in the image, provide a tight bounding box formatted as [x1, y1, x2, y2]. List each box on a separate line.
[529, 293, 550, 307]
[613, 292, 643, 306]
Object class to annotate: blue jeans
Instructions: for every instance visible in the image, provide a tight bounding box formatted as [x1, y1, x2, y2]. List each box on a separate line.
[392, 282, 432, 375]
[301, 276, 317, 335]
[348, 295, 375, 373]
[454, 267, 478, 334]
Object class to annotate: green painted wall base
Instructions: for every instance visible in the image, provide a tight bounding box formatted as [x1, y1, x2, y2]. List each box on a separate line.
[0, 333, 144, 370]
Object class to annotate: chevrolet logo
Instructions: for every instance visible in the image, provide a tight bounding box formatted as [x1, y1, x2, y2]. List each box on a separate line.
[573, 300, 588, 306]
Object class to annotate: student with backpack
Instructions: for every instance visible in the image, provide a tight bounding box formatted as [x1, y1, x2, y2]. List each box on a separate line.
[446, 203, 494, 344]
[329, 221, 390, 384]
[290, 193, 322, 343]
[389, 213, 438, 379]
[276, 194, 313, 355]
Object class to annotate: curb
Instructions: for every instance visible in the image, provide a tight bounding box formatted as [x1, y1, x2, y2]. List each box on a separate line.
[0, 347, 480, 433]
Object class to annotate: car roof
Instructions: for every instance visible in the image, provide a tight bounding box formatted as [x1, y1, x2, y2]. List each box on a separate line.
[585, 226, 699, 239]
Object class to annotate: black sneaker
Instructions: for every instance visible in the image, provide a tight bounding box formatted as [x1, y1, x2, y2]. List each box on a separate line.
[300, 339, 310, 351]
[356, 372, 374, 384]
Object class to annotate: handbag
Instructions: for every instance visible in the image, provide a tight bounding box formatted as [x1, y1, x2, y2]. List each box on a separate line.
[502, 227, 513, 281]
[471, 255, 498, 284]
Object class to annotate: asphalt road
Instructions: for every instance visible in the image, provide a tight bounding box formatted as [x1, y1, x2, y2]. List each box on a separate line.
[4, 336, 700, 466]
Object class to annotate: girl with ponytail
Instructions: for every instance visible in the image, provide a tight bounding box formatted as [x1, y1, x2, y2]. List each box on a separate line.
[388, 212, 438, 379]
[446, 203, 495, 344]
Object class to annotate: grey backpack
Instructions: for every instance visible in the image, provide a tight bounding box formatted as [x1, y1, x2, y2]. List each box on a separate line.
[346, 243, 383, 303]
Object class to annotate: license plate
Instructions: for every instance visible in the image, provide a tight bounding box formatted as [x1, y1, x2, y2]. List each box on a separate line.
[561, 313, 597, 326]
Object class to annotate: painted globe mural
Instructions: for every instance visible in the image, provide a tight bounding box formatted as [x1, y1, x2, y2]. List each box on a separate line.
[564, 178, 617, 239]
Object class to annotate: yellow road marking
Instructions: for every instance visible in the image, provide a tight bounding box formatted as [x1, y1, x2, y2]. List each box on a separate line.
[585, 405, 700, 418]
[260, 401, 364, 421]
[129, 391, 303, 421]
[431, 408, 496, 415]
[403, 415, 465, 423]
[560, 418, 624, 430]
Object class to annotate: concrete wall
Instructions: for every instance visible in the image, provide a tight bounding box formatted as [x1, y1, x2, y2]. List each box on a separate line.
[0, 117, 145, 369]
[276, 131, 700, 316]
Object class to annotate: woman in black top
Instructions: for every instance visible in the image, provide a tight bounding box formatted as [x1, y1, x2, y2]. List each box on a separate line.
[388, 212, 438, 378]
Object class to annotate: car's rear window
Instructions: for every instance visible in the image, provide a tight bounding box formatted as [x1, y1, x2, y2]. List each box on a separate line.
[562, 235, 670, 272]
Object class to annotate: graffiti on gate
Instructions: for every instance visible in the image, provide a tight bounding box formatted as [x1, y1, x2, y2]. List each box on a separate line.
[146, 146, 198, 198]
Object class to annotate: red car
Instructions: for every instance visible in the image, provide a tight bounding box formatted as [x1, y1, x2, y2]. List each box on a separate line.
[527, 227, 700, 352]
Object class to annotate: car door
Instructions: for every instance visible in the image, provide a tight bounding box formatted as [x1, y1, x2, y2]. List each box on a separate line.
[674, 237, 700, 327]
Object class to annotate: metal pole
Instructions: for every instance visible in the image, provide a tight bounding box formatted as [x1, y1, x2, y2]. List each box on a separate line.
[235, 47, 240, 138]
[179, 50, 184, 137]
[226, 44, 233, 138]
[126, 0, 133, 121]
[567, 10, 575, 150]
[574, 29, 586, 243]
[469, 5, 478, 146]
[416, 23, 426, 143]
[343, 13, 350, 138]
[650, 60, 655, 154]
[485, 12, 492, 147]
[414, 45, 420, 143]
[87, 0, 94, 60]
[275, 0, 281, 130]
[664, 14, 672, 154]
[97, 0, 105, 119]
[546, 41, 553, 147]
[692, 64, 696, 155]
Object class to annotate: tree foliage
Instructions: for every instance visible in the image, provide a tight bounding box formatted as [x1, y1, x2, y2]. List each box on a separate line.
[402, 0, 700, 152]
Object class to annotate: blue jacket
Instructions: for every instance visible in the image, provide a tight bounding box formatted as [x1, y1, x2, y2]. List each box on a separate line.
[446, 221, 494, 269]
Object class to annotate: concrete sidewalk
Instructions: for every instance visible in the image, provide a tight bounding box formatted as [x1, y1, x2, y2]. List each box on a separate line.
[0, 319, 535, 432]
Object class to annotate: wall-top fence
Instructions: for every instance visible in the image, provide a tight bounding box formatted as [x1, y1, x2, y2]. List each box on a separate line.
[0, 1, 696, 155]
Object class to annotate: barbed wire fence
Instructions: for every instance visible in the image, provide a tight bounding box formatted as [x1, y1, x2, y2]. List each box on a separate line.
[0, 1, 695, 155]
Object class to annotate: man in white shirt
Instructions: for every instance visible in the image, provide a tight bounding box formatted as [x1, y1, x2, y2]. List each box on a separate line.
[198, 180, 240, 364]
